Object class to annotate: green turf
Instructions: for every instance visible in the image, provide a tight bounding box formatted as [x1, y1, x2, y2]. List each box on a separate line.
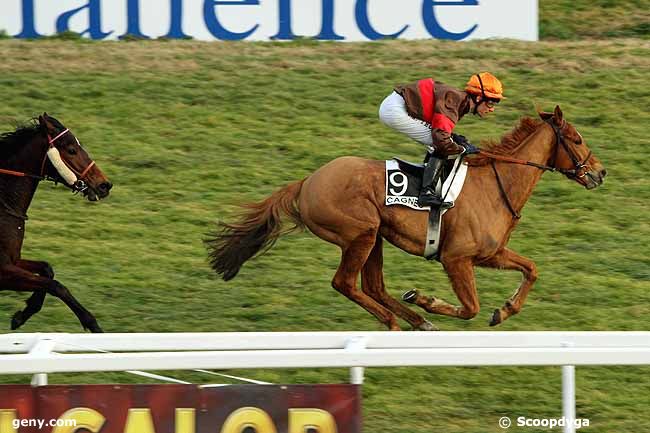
[0, 2, 649, 432]
[540, 0, 650, 39]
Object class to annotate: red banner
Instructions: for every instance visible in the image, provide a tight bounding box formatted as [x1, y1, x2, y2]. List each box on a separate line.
[0, 384, 361, 433]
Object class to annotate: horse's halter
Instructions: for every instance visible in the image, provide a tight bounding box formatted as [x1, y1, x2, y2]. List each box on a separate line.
[41, 128, 96, 193]
[479, 119, 594, 219]
[546, 119, 592, 180]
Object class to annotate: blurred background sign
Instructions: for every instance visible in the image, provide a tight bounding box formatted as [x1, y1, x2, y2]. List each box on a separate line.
[1, 0, 538, 42]
[0, 384, 361, 433]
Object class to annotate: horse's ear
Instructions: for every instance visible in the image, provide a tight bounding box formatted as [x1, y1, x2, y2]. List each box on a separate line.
[38, 113, 55, 134]
[537, 109, 553, 121]
[553, 105, 564, 124]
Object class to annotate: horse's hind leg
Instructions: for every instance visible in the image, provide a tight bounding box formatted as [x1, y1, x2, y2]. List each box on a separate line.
[361, 235, 437, 331]
[10, 260, 54, 329]
[332, 230, 401, 330]
[403, 258, 480, 320]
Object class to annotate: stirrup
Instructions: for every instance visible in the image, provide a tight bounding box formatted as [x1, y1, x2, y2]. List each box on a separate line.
[418, 191, 454, 209]
[417, 190, 443, 207]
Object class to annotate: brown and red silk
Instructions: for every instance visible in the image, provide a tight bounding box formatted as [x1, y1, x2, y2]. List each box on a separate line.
[0, 128, 95, 191]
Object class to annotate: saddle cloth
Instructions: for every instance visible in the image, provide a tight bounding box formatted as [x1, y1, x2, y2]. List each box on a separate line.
[385, 158, 468, 211]
[385, 157, 469, 260]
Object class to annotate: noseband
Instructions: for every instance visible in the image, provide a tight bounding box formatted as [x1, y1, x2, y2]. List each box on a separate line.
[41, 129, 96, 192]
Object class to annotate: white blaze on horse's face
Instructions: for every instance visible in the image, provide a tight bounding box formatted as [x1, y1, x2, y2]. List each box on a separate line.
[46, 147, 78, 185]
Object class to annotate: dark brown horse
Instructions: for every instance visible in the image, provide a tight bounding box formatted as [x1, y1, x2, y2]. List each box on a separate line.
[207, 106, 606, 330]
[0, 114, 112, 333]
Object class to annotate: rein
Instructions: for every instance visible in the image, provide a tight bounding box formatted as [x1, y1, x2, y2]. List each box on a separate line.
[0, 167, 44, 180]
[476, 149, 557, 172]
[478, 119, 591, 219]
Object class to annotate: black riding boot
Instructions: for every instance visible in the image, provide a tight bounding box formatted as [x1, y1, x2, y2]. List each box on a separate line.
[417, 155, 445, 207]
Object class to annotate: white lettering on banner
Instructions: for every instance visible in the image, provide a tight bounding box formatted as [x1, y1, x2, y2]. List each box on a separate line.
[0, 0, 538, 41]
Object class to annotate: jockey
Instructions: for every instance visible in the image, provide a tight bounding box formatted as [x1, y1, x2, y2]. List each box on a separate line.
[379, 72, 505, 207]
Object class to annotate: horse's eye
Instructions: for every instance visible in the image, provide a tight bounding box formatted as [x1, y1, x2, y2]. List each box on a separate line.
[67, 147, 77, 155]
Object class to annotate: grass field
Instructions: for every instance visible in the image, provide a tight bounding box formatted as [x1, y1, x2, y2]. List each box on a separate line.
[0, 1, 649, 432]
[540, 0, 650, 39]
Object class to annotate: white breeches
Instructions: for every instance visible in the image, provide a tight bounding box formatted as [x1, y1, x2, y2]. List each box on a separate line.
[379, 91, 433, 149]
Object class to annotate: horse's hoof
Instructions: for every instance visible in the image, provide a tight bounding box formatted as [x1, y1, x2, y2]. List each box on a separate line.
[402, 289, 419, 304]
[10, 311, 24, 330]
[416, 321, 439, 331]
[489, 309, 501, 327]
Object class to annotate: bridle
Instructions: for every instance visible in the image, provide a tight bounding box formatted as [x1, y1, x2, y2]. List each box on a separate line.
[0, 128, 95, 193]
[478, 119, 593, 219]
[41, 128, 96, 192]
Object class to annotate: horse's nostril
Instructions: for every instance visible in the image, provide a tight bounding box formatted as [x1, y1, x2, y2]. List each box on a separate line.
[99, 182, 112, 192]
[600, 169, 607, 178]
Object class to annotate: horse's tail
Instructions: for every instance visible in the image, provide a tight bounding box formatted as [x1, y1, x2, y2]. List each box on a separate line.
[205, 179, 305, 281]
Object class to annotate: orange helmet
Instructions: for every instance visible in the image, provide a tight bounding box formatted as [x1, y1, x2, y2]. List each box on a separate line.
[465, 72, 505, 100]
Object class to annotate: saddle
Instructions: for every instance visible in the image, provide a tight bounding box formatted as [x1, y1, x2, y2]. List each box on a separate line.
[385, 156, 468, 260]
[393, 157, 458, 184]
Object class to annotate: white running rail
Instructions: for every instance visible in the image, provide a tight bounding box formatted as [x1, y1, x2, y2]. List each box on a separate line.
[2, 331, 650, 433]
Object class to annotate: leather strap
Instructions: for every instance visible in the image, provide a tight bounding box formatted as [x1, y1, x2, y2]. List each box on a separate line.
[491, 160, 521, 220]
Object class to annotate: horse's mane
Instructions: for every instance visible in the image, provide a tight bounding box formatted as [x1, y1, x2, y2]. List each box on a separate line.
[0, 120, 41, 160]
[466, 117, 543, 166]
[0, 116, 67, 160]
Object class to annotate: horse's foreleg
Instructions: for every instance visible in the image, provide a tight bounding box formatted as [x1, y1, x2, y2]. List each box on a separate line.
[361, 235, 437, 331]
[0, 264, 102, 333]
[403, 258, 479, 320]
[16, 259, 55, 278]
[332, 230, 401, 331]
[10, 260, 54, 329]
[11, 290, 46, 330]
[478, 248, 538, 326]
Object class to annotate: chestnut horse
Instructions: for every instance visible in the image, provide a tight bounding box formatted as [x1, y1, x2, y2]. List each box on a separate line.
[207, 106, 606, 330]
[0, 114, 112, 332]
